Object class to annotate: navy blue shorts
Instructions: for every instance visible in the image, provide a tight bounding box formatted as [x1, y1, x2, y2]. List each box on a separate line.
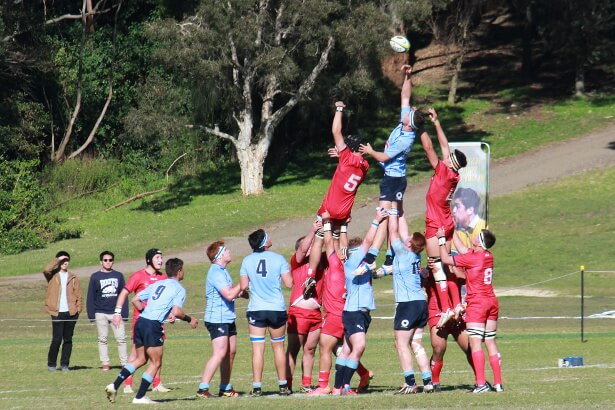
[246, 310, 288, 329]
[394, 300, 428, 330]
[379, 175, 407, 202]
[342, 310, 371, 337]
[133, 317, 164, 347]
[205, 322, 237, 340]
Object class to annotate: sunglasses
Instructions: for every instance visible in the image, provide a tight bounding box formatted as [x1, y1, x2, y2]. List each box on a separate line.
[102, 259, 114, 262]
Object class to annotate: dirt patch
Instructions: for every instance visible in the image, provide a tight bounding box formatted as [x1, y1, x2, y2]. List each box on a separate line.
[495, 288, 557, 297]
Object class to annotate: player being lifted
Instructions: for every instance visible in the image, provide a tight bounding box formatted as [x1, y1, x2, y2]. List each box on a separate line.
[356, 65, 424, 277]
[304, 101, 369, 294]
[421, 108, 467, 328]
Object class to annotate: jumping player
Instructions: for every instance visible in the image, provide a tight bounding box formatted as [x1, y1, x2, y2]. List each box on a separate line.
[386, 206, 433, 394]
[196, 241, 245, 399]
[105, 258, 198, 404]
[421, 108, 468, 328]
[356, 65, 424, 277]
[111, 249, 169, 393]
[437, 227, 503, 393]
[240, 230, 293, 396]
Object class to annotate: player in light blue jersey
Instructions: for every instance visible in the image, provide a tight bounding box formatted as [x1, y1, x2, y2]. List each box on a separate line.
[197, 241, 246, 399]
[240, 229, 293, 396]
[331, 208, 388, 395]
[105, 258, 197, 405]
[356, 65, 426, 278]
[387, 205, 434, 394]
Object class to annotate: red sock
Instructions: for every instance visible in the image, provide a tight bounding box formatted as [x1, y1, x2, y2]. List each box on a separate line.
[356, 362, 368, 377]
[471, 350, 486, 385]
[430, 360, 443, 384]
[446, 274, 461, 307]
[318, 371, 330, 388]
[436, 281, 452, 311]
[302, 375, 312, 387]
[489, 353, 502, 385]
[125, 375, 133, 386]
[152, 376, 161, 388]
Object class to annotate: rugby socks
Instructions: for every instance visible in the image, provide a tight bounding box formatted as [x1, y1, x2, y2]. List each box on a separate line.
[302, 375, 312, 387]
[136, 372, 153, 399]
[437, 282, 452, 311]
[489, 353, 502, 385]
[384, 249, 394, 266]
[318, 370, 330, 388]
[333, 358, 347, 388]
[403, 370, 416, 387]
[364, 249, 378, 264]
[421, 370, 432, 386]
[152, 375, 161, 388]
[342, 360, 358, 386]
[471, 350, 486, 386]
[430, 359, 443, 384]
[198, 383, 209, 391]
[113, 363, 136, 390]
[357, 362, 368, 377]
[125, 375, 133, 388]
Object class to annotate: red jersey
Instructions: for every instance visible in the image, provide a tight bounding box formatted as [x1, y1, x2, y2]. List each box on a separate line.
[453, 249, 495, 302]
[289, 253, 324, 306]
[425, 161, 460, 237]
[322, 252, 346, 315]
[125, 268, 167, 321]
[318, 147, 369, 220]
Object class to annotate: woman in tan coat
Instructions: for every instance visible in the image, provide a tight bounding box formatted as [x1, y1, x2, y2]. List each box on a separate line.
[43, 251, 82, 371]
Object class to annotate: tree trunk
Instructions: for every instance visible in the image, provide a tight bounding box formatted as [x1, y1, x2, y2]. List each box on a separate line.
[236, 143, 266, 196]
[521, 2, 534, 81]
[575, 59, 585, 97]
[448, 51, 464, 105]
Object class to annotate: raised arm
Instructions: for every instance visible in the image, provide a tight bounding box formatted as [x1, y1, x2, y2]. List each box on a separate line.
[360, 208, 389, 252]
[332, 101, 347, 151]
[401, 65, 413, 107]
[436, 227, 455, 266]
[420, 129, 439, 170]
[295, 219, 320, 264]
[428, 108, 451, 159]
[358, 143, 391, 162]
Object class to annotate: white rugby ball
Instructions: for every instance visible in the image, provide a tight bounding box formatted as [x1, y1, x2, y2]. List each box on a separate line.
[389, 35, 410, 53]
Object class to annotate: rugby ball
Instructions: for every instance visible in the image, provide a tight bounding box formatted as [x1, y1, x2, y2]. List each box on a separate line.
[389, 35, 410, 53]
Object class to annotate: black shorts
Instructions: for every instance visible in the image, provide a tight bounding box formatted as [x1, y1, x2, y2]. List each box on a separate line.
[133, 317, 164, 347]
[205, 322, 237, 340]
[246, 310, 288, 329]
[394, 300, 428, 331]
[379, 175, 407, 202]
[342, 310, 371, 337]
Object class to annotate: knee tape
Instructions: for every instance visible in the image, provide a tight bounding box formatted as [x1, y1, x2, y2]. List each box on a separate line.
[466, 327, 485, 340]
[271, 335, 285, 343]
[484, 330, 497, 340]
[431, 260, 446, 282]
[411, 341, 426, 358]
[250, 334, 266, 343]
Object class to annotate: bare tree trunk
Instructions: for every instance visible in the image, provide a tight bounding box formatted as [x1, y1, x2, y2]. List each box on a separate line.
[448, 44, 467, 105]
[236, 143, 267, 195]
[575, 59, 585, 97]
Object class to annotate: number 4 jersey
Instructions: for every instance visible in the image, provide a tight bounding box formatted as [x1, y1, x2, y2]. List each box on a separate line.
[240, 251, 290, 312]
[318, 146, 369, 221]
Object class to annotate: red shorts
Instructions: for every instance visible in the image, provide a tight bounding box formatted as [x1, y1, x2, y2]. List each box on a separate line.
[465, 297, 499, 323]
[425, 219, 454, 240]
[321, 312, 344, 339]
[287, 306, 322, 335]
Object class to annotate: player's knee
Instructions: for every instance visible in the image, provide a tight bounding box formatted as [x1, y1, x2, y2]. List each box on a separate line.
[466, 327, 485, 340]
[484, 330, 497, 340]
[250, 334, 266, 343]
[271, 335, 285, 344]
[411, 341, 426, 357]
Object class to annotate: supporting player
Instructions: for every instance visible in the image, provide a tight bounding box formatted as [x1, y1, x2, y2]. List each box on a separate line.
[421, 108, 468, 328]
[332, 208, 388, 395]
[111, 249, 169, 393]
[197, 241, 245, 399]
[357, 65, 424, 277]
[437, 227, 503, 393]
[387, 205, 434, 394]
[286, 220, 325, 392]
[306, 101, 370, 294]
[240, 230, 293, 396]
[105, 258, 198, 404]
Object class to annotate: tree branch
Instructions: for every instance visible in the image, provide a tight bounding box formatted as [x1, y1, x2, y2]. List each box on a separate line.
[186, 124, 238, 145]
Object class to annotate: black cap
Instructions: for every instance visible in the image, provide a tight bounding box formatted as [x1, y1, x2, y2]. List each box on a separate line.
[56, 251, 70, 260]
[145, 248, 162, 265]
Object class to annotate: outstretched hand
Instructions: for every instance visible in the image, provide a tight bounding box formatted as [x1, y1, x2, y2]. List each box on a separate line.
[436, 226, 446, 239]
[358, 143, 373, 155]
[375, 207, 389, 222]
[328, 147, 339, 158]
[427, 108, 438, 123]
[335, 101, 346, 108]
[401, 64, 412, 75]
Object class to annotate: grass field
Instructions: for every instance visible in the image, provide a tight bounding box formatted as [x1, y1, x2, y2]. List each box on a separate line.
[2, 166, 614, 409]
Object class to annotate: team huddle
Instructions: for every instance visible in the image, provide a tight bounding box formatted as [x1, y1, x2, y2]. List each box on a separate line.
[70, 64, 502, 404]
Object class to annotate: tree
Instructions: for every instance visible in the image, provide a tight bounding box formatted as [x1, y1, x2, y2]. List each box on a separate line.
[147, 0, 389, 195]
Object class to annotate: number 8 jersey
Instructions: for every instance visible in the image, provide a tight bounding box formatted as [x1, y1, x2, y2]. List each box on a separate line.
[240, 251, 290, 312]
[452, 249, 495, 302]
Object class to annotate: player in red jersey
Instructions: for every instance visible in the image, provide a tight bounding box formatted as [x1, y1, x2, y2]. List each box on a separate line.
[424, 268, 473, 392]
[112, 249, 168, 393]
[286, 220, 326, 392]
[421, 108, 467, 328]
[437, 227, 503, 393]
[307, 221, 372, 396]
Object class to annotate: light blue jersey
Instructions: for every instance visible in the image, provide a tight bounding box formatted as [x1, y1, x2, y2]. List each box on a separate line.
[391, 239, 425, 302]
[240, 251, 290, 312]
[344, 247, 376, 312]
[380, 106, 416, 177]
[138, 278, 186, 323]
[205, 264, 235, 324]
